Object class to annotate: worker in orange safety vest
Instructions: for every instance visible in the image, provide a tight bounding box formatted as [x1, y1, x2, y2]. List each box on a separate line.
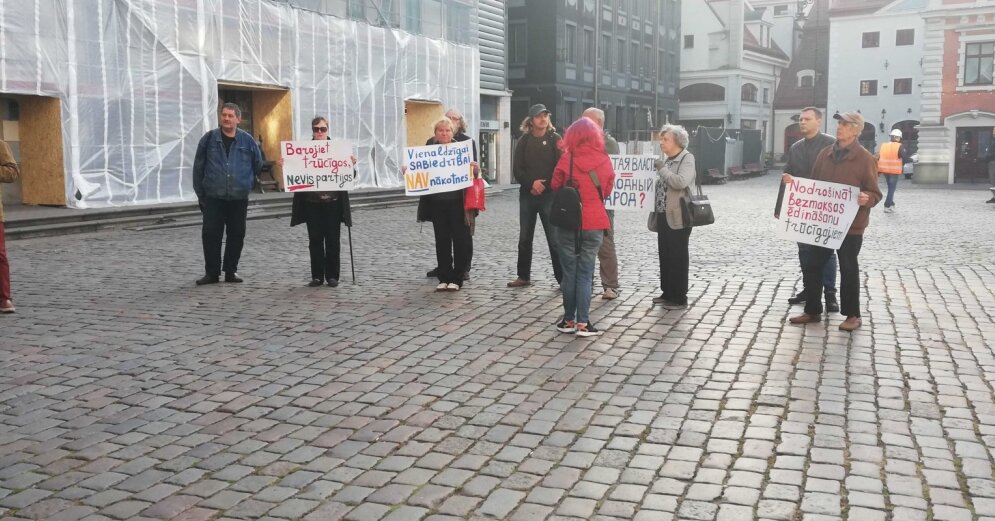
[877, 129, 909, 213]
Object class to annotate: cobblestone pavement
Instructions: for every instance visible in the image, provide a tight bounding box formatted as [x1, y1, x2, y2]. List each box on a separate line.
[2, 176, 994, 521]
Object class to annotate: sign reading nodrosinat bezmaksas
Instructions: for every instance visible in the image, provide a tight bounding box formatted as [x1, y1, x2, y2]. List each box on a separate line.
[605, 155, 657, 211]
[281, 140, 356, 192]
[403, 141, 474, 196]
[775, 178, 859, 249]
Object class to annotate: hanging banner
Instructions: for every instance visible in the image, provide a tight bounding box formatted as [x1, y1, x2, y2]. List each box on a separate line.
[281, 140, 356, 192]
[403, 141, 474, 196]
[605, 155, 657, 211]
[774, 178, 860, 249]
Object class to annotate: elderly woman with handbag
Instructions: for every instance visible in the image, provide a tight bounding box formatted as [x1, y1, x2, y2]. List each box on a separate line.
[651, 124, 697, 310]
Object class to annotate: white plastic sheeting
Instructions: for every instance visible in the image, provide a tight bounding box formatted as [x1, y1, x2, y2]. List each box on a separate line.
[0, 0, 479, 208]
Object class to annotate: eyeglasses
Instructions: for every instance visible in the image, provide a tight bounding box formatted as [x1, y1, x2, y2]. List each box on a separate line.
[312, 127, 328, 133]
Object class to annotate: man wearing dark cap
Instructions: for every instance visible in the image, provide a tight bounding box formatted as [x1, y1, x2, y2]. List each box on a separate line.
[508, 104, 563, 287]
[783, 111, 882, 332]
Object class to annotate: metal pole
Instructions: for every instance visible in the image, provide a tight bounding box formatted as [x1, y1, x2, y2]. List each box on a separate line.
[348, 225, 356, 283]
[594, 0, 601, 106]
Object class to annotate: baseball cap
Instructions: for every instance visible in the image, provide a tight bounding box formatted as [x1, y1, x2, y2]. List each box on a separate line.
[528, 104, 550, 118]
[833, 111, 864, 127]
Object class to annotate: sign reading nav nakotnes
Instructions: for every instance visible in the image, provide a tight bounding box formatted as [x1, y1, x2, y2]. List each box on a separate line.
[281, 140, 356, 192]
[775, 178, 859, 250]
[403, 141, 474, 196]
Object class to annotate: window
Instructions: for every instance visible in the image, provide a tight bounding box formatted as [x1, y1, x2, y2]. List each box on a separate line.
[509, 21, 528, 64]
[741, 83, 758, 102]
[684, 35, 694, 49]
[741, 119, 757, 129]
[584, 28, 595, 67]
[773, 4, 789, 15]
[404, 0, 421, 32]
[679, 83, 725, 102]
[860, 80, 878, 96]
[763, 88, 769, 104]
[630, 42, 639, 73]
[965, 42, 995, 86]
[893, 78, 912, 95]
[617, 38, 626, 72]
[896, 29, 915, 46]
[658, 49, 666, 81]
[602, 34, 612, 67]
[446, 1, 473, 44]
[862, 32, 880, 48]
[799, 75, 814, 87]
[564, 24, 576, 63]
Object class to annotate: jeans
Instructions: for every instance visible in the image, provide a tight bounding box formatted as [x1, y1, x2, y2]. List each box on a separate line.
[803, 235, 863, 317]
[556, 229, 604, 324]
[304, 199, 343, 282]
[202, 197, 249, 277]
[517, 192, 562, 283]
[597, 210, 619, 289]
[0, 222, 10, 301]
[883, 174, 899, 208]
[798, 243, 837, 292]
[430, 199, 472, 286]
[657, 215, 692, 304]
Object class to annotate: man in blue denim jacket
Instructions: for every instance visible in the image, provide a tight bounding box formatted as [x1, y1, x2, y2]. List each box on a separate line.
[193, 103, 263, 285]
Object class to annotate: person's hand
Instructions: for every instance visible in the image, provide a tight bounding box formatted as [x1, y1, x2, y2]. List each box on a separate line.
[858, 191, 870, 206]
[531, 179, 545, 195]
[470, 161, 479, 178]
[401, 165, 408, 174]
[350, 155, 358, 166]
[198, 198, 207, 213]
[781, 173, 793, 185]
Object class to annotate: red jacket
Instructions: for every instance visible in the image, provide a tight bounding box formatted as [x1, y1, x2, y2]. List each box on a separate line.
[551, 145, 615, 230]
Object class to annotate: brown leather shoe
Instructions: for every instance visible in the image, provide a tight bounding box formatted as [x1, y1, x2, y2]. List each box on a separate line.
[789, 313, 821, 324]
[838, 316, 862, 331]
[0, 299, 14, 314]
[507, 278, 531, 288]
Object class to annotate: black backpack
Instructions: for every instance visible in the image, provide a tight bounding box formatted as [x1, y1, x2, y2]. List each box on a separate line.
[550, 156, 582, 230]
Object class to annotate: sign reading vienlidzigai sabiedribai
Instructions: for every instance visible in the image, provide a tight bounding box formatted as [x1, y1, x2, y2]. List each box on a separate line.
[775, 178, 860, 249]
[403, 141, 474, 196]
[281, 140, 356, 191]
[604, 155, 657, 211]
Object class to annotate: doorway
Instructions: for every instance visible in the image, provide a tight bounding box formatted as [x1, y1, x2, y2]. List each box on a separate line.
[218, 83, 292, 188]
[404, 100, 444, 147]
[954, 126, 994, 183]
[0, 94, 65, 206]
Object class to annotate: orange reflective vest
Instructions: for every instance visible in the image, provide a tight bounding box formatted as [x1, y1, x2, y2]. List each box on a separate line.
[878, 142, 902, 174]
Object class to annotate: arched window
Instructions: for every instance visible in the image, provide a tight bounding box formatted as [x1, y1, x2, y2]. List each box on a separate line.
[799, 75, 814, 87]
[741, 83, 758, 102]
[678, 83, 725, 102]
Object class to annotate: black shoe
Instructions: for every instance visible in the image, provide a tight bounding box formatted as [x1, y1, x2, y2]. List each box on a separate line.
[652, 294, 669, 304]
[825, 292, 840, 313]
[224, 272, 243, 283]
[427, 268, 438, 278]
[308, 279, 323, 287]
[787, 291, 806, 305]
[575, 323, 602, 337]
[987, 197, 995, 204]
[327, 279, 339, 287]
[462, 271, 470, 282]
[196, 275, 219, 286]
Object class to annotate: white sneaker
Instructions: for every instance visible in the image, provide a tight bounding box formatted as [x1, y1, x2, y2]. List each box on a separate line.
[436, 283, 448, 291]
[884, 207, 895, 214]
[446, 283, 460, 291]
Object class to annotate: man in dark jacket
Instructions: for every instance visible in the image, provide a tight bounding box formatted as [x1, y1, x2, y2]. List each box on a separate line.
[192, 103, 262, 285]
[582, 107, 621, 300]
[508, 104, 563, 287]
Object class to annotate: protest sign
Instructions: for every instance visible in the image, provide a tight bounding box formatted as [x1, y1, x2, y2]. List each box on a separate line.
[774, 178, 859, 249]
[281, 140, 356, 191]
[605, 155, 657, 211]
[403, 141, 474, 196]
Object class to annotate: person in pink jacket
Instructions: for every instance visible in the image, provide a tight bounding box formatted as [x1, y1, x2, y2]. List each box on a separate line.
[550, 118, 615, 337]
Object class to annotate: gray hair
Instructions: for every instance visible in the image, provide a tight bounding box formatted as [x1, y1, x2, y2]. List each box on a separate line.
[445, 110, 467, 134]
[582, 107, 605, 128]
[658, 124, 689, 149]
[221, 102, 242, 119]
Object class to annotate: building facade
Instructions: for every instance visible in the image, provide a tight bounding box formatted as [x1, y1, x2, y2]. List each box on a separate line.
[772, 0, 829, 158]
[0, 0, 480, 209]
[478, 0, 514, 184]
[507, 0, 681, 144]
[679, 0, 790, 156]
[916, 0, 995, 184]
[826, 0, 925, 153]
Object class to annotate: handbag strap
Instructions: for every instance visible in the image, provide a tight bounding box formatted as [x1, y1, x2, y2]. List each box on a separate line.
[588, 170, 603, 201]
[669, 154, 703, 197]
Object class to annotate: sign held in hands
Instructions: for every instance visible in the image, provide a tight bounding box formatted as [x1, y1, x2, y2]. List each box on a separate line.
[281, 140, 356, 192]
[775, 178, 859, 249]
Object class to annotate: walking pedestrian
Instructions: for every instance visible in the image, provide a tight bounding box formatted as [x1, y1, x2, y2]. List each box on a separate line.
[508, 104, 563, 288]
[551, 118, 615, 337]
[581, 107, 621, 300]
[287, 116, 355, 288]
[651, 124, 698, 310]
[0, 139, 19, 313]
[877, 128, 908, 213]
[786, 112, 882, 331]
[192, 103, 263, 285]
[781, 107, 839, 312]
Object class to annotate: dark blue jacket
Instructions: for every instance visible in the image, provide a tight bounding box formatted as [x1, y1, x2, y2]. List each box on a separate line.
[193, 128, 262, 201]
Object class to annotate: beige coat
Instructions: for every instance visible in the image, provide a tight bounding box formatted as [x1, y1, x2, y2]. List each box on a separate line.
[654, 148, 697, 230]
[0, 140, 20, 223]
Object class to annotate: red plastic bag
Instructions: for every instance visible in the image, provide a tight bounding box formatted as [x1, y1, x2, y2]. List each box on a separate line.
[464, 177, 486, 211]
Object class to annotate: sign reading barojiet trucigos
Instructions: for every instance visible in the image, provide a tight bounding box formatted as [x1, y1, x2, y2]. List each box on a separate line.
[605, 155, 657, 211]
[281, 140, 356, 192]
[403, 141, 474, 196]
[775, 178, 859, 249]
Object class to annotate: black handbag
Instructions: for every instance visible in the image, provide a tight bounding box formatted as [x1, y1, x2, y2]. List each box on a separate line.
[680, 184, 714, 227]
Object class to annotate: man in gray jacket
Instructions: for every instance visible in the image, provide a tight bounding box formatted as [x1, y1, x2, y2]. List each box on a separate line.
[192, 103, 263, 286]
[582, 108, 621, 300]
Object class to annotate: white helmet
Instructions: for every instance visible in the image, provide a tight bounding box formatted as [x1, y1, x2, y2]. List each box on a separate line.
[890, 129, 903, 138]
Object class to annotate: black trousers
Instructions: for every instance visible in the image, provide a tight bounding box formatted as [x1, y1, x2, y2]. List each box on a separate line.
[304, 199, 343, 282]
[430, 199, 472, 285]
[202, 197, 248, 277]
[657, 214, 692, 304]
[803, 235, 862, 317]
[517, 192, 562, 283]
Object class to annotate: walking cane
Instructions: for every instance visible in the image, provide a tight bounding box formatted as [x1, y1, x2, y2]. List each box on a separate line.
[348, 224, 355, 283]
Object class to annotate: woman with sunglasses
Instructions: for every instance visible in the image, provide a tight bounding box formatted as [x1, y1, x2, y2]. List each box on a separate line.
[287, 116, 356, 287]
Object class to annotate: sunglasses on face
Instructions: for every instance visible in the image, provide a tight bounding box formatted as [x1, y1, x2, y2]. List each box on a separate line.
[312, 127, 328, 133]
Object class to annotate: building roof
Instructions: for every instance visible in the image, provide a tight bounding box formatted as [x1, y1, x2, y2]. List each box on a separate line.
[773, 0, 830, 109]
[828, 0, 891, 17]
[745, 6, 766, 21]
[743, 29, 790, 61]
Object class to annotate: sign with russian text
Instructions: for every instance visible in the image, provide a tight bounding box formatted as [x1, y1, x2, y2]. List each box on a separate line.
[775, 178, 859, 249]
[605, 155, 657, 211]
[403, 141, 474, 196]
[281, 140, 356, 192]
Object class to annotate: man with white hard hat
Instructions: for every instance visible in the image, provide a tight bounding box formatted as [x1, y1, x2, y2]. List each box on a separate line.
[877, 128, 908, 213]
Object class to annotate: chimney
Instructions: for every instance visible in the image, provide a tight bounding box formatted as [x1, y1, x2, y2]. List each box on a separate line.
[727, 0, 744, 69]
